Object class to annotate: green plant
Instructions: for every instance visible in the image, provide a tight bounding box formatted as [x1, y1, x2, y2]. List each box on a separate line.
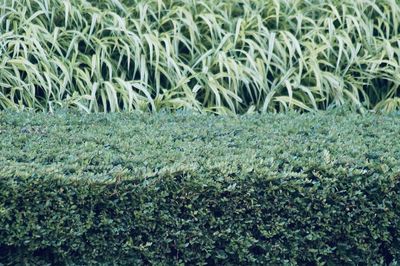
[1, 111, 399, 264]
[1, 0, 400, 114]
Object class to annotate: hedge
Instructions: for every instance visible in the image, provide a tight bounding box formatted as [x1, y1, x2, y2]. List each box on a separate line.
[0, 111, 400, 265]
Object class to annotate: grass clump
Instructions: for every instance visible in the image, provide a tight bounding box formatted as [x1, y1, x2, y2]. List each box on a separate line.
[0, 0, 400, 114]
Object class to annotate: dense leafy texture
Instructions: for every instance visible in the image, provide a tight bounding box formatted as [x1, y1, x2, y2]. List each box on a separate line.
[0, 111, 399, 264]
[1, 0, 400, 114]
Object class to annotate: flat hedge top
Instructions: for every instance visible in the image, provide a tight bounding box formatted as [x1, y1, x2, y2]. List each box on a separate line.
[0, 111, 399, 182]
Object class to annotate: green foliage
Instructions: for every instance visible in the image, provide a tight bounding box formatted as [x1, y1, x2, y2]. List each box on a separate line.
[0, 0, 400, 114]
[0, 111, 400, 264]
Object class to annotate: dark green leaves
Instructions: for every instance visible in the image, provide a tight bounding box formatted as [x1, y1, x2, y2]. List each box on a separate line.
[0, 111, 400, 264]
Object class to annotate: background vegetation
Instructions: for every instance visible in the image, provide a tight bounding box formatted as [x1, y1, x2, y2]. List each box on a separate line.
[1, 0, 400, 114]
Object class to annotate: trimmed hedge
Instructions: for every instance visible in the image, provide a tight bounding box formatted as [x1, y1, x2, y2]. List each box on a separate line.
[0, 111, 400, 265]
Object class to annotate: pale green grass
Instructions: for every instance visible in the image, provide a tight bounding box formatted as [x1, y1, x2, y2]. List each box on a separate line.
[1, 0, 399, 113]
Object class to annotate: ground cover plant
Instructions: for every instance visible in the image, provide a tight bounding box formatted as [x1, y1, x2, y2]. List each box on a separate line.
[0, 111, 399, 264]
[1, 0, 400, 114]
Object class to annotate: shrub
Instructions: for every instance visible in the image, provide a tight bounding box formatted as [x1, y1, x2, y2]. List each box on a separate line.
[0, 111, 399, 264]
